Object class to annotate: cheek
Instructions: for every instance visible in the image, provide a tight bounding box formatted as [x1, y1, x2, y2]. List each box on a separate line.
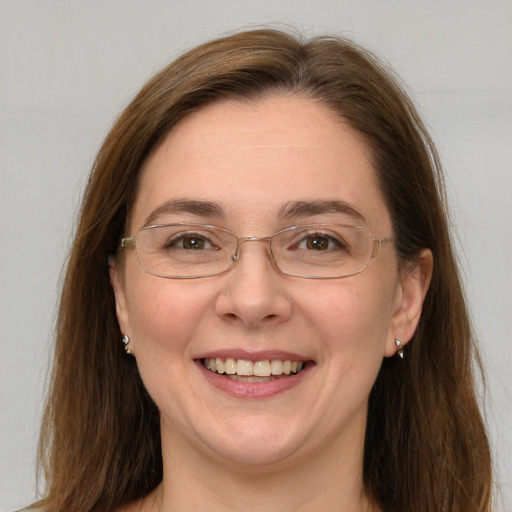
[299, 274, 396, 360]
[125, 276, 215, 356]
[124, 278, 217, 419]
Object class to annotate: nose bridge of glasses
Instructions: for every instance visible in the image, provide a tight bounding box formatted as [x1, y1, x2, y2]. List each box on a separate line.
[238, 235, 273, 244]
[231, 235, 274, 263]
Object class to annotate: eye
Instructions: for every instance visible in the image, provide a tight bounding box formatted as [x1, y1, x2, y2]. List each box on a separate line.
[297, 233, 346, 251]
[166, 233, 217, 250]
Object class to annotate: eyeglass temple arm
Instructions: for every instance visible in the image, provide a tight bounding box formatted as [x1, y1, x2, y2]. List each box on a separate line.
[371, 237, 391, 259]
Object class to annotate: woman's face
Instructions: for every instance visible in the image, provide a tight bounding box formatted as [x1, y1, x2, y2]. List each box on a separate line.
[112, 95, 426, 469]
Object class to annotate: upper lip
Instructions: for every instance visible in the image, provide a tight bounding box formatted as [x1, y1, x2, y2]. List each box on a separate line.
[194, 349, 313, 362]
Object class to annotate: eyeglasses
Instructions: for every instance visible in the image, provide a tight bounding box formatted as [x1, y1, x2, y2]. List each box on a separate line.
[120, 223, 391, 279]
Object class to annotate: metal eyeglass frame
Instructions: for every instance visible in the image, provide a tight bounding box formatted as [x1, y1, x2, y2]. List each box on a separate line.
[120, 222, 392, 279]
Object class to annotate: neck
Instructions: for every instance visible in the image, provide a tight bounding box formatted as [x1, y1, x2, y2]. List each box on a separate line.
[140, 418, 377, 512]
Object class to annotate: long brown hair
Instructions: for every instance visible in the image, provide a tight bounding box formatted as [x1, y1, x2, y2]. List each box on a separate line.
[37, 29, 492, 511]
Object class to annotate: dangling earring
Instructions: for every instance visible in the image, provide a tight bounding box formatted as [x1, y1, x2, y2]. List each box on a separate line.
[395, 339, 404, 359]
[122, 334, 131, 354]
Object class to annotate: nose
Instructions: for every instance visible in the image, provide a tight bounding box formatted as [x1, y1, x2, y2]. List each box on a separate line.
[215, 240, 293, 330]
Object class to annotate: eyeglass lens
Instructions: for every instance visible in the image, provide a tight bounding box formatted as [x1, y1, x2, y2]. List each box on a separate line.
[133, 224, 375, 279]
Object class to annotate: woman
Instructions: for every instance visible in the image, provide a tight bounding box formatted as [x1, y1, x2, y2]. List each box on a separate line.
[31, 29, 492, 511]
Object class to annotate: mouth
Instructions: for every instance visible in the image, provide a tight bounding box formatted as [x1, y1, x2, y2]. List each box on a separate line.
[201, 357, 306, 383]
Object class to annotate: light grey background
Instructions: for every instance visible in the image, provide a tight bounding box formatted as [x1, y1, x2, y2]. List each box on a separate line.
[1, 1, 510, 510]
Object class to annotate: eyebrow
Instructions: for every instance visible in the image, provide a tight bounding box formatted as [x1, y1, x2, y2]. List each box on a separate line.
[144, 199, 225, 226]
[278, 200, 366, 223]
[143, 198, 366, 227]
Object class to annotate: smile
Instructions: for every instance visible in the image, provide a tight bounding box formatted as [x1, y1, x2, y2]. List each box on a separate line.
[202, 358, 305, 381]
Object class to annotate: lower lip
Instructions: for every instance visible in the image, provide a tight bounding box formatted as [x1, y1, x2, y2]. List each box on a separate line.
[196, 361, 313, 399]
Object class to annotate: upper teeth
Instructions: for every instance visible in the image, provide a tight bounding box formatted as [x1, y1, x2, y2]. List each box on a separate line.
[203, 358, 304, 377]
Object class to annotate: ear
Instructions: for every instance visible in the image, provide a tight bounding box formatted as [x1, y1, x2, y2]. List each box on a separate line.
[385, 249, 433, 357]
[109, 256, 132, 341]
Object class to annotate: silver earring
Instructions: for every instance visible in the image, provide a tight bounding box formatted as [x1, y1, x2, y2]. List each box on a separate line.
[122, 334, 131, 354]
[395, 339, 404, 359]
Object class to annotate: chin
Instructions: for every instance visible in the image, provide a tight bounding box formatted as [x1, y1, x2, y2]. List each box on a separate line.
[198, 417, 308, 469]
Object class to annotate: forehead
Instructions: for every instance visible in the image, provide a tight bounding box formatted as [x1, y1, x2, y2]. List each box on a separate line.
[132, 95, 391, 234]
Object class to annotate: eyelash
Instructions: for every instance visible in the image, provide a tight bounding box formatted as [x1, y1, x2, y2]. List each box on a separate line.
[165, 233, 218, 250]
[292, 233, 348, 251]
[164, 231, 349, 252]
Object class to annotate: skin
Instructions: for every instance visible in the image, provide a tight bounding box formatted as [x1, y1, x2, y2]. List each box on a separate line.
[111, 95, 432, 512]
